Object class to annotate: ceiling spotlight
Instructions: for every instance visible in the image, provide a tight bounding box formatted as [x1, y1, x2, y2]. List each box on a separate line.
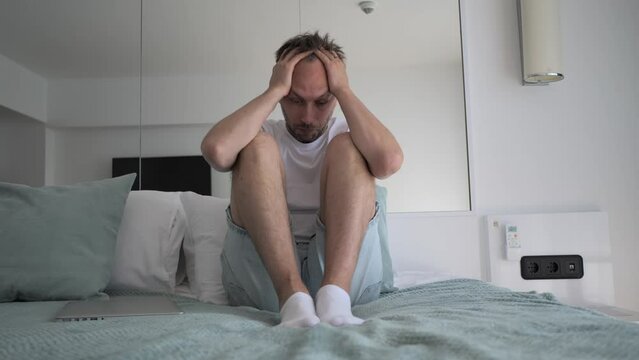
[358, 1, 376, 15]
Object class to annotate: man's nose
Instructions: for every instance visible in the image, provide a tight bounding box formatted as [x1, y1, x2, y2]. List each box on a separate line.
[301, 104, 315, 124]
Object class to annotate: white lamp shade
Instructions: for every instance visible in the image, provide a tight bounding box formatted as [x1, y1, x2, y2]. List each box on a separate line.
[519, 0, 564, 84]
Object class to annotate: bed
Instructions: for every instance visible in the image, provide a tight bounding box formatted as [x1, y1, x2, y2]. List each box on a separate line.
[1, 278, 638, 359]
[1, 173, 638, 360]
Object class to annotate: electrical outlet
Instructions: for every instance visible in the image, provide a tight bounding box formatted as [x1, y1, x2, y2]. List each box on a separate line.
[520, 255, 584, 280]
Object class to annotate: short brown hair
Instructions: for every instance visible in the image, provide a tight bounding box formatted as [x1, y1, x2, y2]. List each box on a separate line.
[275, 32, 345, 62]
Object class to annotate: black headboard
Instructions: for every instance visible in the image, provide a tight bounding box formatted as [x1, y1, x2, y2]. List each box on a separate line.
[112, 155, 211, 195]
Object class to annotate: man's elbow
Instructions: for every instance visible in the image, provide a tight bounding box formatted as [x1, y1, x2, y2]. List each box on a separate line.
[372, 150, 403, 179]
[201, 139, 233, 172]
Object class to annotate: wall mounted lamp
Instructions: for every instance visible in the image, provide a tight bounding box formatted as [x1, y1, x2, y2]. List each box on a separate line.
[518, 0, 564, 85]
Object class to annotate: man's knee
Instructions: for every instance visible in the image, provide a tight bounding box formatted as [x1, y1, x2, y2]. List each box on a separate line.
[327, 132, 356, 152]
[239, 132, 279, 160]
[325, 133, 367, 168]
[232, 132, 283, 182]
[322, 133, 375, 216]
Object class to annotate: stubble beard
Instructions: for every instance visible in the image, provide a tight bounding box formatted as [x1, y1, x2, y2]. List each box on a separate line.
[283, 111, 330, 144]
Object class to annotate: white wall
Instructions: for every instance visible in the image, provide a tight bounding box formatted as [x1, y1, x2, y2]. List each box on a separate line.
[0, 53, 47, 122]
[463, 0, 639, 311]
[47, 124, 232, 198]
[47, 78, 139, 127]
[46, 126, 140, 185]
[0, 112, 45, 186]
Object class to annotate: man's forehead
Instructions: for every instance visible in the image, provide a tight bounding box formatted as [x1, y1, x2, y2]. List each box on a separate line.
[292, 57, 326, 76]
[289, 90, 332, 100]
[290, 60, 331, 98]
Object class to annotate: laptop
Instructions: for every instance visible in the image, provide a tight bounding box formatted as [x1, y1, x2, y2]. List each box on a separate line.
[55, 296, 183, 322]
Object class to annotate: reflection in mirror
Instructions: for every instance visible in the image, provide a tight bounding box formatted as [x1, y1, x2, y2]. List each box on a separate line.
[300, 0, 469, 212]
[0, 0, 141, 186]
[140, 0, 298, 196]
[140, 0, 468, 212]
[0, 1, 469, 212]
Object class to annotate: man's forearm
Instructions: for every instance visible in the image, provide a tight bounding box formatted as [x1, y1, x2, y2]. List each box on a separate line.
[335, 88, 404, 179]
[201, 88, 284, 172]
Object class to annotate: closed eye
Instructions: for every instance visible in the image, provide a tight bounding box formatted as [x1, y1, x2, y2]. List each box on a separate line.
[288, 97, 303, 104]
[315, 95, 333, 107]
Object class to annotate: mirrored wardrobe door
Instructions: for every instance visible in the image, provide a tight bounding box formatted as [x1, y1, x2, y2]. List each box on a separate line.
[0, 0, 142, 187]
[137, 0, 470, 212]
[140, 0, 298, 196]
[300, 0, 470, 212]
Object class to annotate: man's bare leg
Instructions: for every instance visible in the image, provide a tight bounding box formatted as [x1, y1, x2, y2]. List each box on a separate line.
[316, 133, 376, 326]
[231, 133, 318, 327]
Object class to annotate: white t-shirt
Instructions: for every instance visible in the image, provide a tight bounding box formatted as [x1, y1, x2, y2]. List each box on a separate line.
[261, 117, 349, 241]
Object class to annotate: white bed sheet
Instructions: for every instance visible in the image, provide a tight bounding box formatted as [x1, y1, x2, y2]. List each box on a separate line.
[393, 270, 459, 290]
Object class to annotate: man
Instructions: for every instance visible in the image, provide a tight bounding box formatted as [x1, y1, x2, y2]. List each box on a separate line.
[201, 32, 403, 328]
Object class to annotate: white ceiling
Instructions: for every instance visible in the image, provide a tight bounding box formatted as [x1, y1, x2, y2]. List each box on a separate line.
[0, 0, 461, 79]
[0, 0, 141, 78]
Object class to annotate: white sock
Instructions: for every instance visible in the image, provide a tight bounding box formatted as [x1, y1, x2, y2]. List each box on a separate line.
[278, 292, 320, 328]
[315, 284, 364, 326]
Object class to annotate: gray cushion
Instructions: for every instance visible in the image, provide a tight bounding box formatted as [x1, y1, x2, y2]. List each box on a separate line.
[0, 174, 136, 302]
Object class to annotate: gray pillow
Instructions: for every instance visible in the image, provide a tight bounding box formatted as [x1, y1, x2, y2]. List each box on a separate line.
[0, 174, 136, 302]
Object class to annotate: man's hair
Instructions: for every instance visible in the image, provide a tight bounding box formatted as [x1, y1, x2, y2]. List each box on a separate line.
[275, 31, 345, 62]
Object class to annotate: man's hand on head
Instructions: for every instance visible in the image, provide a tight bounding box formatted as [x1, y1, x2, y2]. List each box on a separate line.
[269, 47, 313, 99]
[314, 48, 351, 99]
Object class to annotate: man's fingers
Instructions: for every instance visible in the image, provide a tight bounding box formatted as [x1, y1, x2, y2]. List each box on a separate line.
[283, 47, 340, 65]
[281, 46, 303, 62]
[313, 49, 331, 63]
[280, 47, 297, 62]
[289, 49, 313, 65]
[316, 48, 342, 62]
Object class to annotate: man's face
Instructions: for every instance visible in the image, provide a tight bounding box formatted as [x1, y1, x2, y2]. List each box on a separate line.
[280, 57, 337, 143]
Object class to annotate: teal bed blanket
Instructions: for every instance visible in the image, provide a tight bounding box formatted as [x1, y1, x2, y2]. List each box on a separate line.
[1, 279, 638, 359]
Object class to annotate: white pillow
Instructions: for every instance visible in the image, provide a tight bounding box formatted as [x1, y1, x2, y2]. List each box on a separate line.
[180, 191, 229, 304]
[108, 191, 186, 293]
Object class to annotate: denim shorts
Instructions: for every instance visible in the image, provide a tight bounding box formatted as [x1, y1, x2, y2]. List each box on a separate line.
[220, 203, 384, 313]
